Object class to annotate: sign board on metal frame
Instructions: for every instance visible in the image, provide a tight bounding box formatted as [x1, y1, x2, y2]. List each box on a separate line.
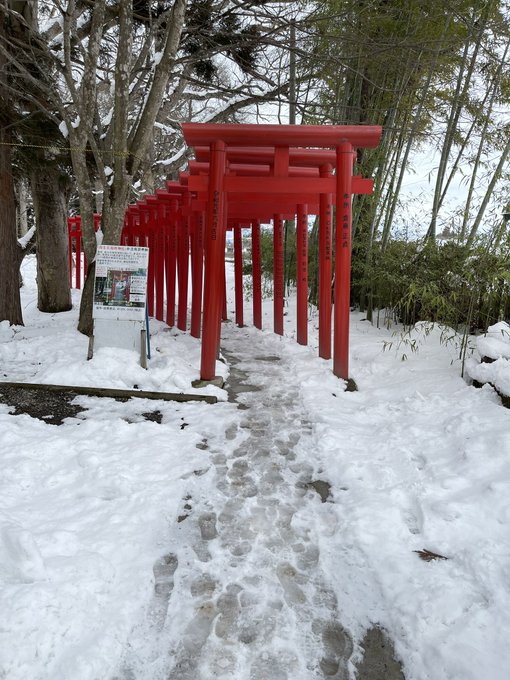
[91, 245, 150, 364]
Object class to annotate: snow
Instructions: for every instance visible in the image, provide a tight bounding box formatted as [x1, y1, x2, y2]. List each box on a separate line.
[475, 321, 510, 360]
[465, 321, 510, 396]
[95, 227, 104, 248]
[101, 108, 113, 127]
[58, 120, 69, 138]
[17, 225, 36, 249]
[153, 122, 176, 133]
[157, 147, 186, 167]
[1, 256, 509, 679]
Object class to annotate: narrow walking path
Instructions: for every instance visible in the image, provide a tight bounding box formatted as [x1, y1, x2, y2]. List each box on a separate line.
[114, 325, 404, 680]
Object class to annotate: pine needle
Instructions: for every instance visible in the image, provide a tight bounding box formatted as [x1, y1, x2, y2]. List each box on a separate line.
[414, 549, 449, 562]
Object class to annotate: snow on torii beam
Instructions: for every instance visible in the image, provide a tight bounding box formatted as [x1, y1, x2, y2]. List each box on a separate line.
[181, 122, 382, 383]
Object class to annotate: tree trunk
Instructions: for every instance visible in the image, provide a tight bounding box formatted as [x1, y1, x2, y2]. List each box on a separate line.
[15, 178, 29, 235]
[78, 263, 96, 336]
[71, 149, 99, 336]
[0, 129, 24, 325]
[31, 164, 72, 313]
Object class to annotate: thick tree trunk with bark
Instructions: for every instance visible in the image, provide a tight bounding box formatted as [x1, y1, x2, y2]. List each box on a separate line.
[0, 130, 24, 325]
[66, 137, 99, 336]
[31, 164, 72, 313]
[15, 179, 29, 235]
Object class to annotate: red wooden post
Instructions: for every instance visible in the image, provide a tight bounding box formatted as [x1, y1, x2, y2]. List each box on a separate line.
[334, 142, 354, 380]
[252, 219, 262, 329]
[190, 213, 204, 338]
[165, 200, 177, 327]
[177, 210, 189, 331]
[201, 140, 226, 381]
[296, 203, 308, 346]
[273, 213, 284, 336]
[154, 203, 165, 321]
[234, 225, 244, 327]
[75, 217, 82, 290]
[68, 217, 74, 288]
[319, 163, 333, 359]
[221, 197, 229, 323]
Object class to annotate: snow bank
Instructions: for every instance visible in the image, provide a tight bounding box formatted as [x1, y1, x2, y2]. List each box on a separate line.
[466, 321, 510, 397]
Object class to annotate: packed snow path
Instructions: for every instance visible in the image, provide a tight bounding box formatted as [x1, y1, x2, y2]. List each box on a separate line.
[113, 326, 403, 680]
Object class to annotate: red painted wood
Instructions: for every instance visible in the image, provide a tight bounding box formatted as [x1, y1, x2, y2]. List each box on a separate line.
[75, 219, 82, 289]
[319, 164, 333, 359]
[190, 213, 204, 338]
[274, 146, 290, 176]
[296, 204, 308, 346]
[191, 196, 318, 217]
[177, 212, 189, 331]
[251, 220, 262, 329]
[234, 226, 244, 327]
[154, 204, 165, 321]
[225, 176, 332, 195]
[334, 143, 354, 381]
[189, 175, 371, 197]
[273, 214, 284, 336]
[200, 140, 226, 381]
[165, 200, 177, 327]
[182, 122, 382, 149]
[194, 146, 338, 168]
[189, 160, 320, 178]
[67, 217, 79, 288]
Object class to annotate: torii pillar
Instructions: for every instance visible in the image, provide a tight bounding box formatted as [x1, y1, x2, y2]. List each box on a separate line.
[335, 142, 354, 380]
[200, 140, 226, 381]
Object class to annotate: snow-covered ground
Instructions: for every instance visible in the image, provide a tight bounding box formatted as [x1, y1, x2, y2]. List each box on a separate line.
[1, 256, 509, 680]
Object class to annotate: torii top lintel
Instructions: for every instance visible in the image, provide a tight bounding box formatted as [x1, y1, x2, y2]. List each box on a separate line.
[181, 123, 382, 149]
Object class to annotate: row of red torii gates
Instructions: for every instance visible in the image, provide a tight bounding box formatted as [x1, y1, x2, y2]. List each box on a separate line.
[68, 123, 382, 383]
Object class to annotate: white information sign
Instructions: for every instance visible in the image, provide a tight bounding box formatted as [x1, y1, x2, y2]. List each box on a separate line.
[93, 245, 149, 321]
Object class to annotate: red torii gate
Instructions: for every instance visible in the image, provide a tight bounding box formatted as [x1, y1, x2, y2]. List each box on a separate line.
[188, 153, 374, 355]
[182, 123, 382, 383]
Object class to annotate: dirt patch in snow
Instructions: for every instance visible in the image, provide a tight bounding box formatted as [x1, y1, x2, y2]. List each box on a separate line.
[0, 384, 86, 425]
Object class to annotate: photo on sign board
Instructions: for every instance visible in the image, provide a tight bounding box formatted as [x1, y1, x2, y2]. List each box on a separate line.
[94, 269, 146, 309]
[93, 245, 149, 321]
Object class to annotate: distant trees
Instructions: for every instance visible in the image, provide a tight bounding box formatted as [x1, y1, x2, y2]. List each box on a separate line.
[294, 0, 510, 327]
